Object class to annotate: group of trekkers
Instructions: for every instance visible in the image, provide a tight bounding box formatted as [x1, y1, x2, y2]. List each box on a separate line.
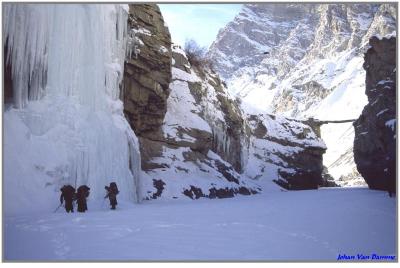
[59, 182, 119, 213]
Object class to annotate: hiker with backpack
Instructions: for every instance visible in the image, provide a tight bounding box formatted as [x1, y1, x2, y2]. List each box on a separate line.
[105, 182, 119, 210]
[60, 185, 76, 213]
[76, 185, 90, 212]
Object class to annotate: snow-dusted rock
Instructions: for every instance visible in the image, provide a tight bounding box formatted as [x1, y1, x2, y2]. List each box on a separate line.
[138, 44, 261, 200]
[245, 113, 327, 190]
[353, 36, 396, 192]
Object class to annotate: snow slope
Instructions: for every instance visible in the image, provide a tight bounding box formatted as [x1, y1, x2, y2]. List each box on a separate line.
[4, 188, 396, 261]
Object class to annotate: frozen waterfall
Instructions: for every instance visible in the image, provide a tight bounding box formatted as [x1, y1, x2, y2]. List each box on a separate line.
[3, 4, 141, 214]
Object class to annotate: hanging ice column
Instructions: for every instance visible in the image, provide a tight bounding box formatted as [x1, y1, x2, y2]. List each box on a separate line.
[3, 4, 141, 213]
[201, 94, 250, 173]
[3, 4, 51, 108]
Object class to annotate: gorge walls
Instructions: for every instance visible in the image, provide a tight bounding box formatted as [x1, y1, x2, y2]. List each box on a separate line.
[353, 36, 396, 192]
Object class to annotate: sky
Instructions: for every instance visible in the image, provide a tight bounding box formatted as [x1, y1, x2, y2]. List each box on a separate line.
[159, 4, 243, 49]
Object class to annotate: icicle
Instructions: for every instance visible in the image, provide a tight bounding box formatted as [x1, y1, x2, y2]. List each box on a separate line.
[3, 4, 50, 108]
[239, 120, 251, 172]
[202, 94, 251, 173]
[210, 123, 231, 161]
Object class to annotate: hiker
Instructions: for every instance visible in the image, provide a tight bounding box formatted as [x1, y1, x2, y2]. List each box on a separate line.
[76, 185, 90, 212]
[387, 177, 396, 198]
[60, 185, 76, 213]
[105, 182, 119, 210]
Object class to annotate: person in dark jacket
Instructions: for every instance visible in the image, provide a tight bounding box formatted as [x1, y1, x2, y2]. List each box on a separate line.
[387, 175, 396, 198]
[60, 185, 76, 213]
[76, 185, 90, 212]
[105, 182, 119, 210]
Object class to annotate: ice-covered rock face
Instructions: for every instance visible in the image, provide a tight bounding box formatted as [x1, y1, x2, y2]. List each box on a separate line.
[3, 4, 141, 214]
[353, 36, 396, 192]
[208, 3, 396, 186]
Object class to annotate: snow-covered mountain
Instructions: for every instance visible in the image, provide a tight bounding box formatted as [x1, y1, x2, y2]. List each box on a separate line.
[208, 3, 396, 185]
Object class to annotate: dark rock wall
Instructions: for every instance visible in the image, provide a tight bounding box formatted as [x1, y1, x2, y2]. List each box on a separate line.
[123, 4, 172, 137]
[123, 4, 172, 171]
[353, 36, 396, 192]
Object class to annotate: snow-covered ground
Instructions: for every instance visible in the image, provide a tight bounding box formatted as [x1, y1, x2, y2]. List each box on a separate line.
[4, 187, 396, 261]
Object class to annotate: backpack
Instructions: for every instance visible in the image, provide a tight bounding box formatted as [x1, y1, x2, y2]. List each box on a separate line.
[109, 182, 119, 195]
[77, 185, 90, 198]
[61, 185, 76, 199]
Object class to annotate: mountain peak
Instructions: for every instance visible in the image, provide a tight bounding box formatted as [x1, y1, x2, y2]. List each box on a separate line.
[208, 3, 396, 185]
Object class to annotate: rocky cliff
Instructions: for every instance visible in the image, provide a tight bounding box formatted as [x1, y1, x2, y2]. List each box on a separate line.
[121, 4, 341, 200]
[139, 45, 261, 200]
[123, 4, 260, 199]
[123, 4, 172, 138]
[353, 36, 396, 192]
[137, 44, 328, 198]
[245, 114, 327, 190]
[208, 3, 396, 186]
[123, 4, 174, 176]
